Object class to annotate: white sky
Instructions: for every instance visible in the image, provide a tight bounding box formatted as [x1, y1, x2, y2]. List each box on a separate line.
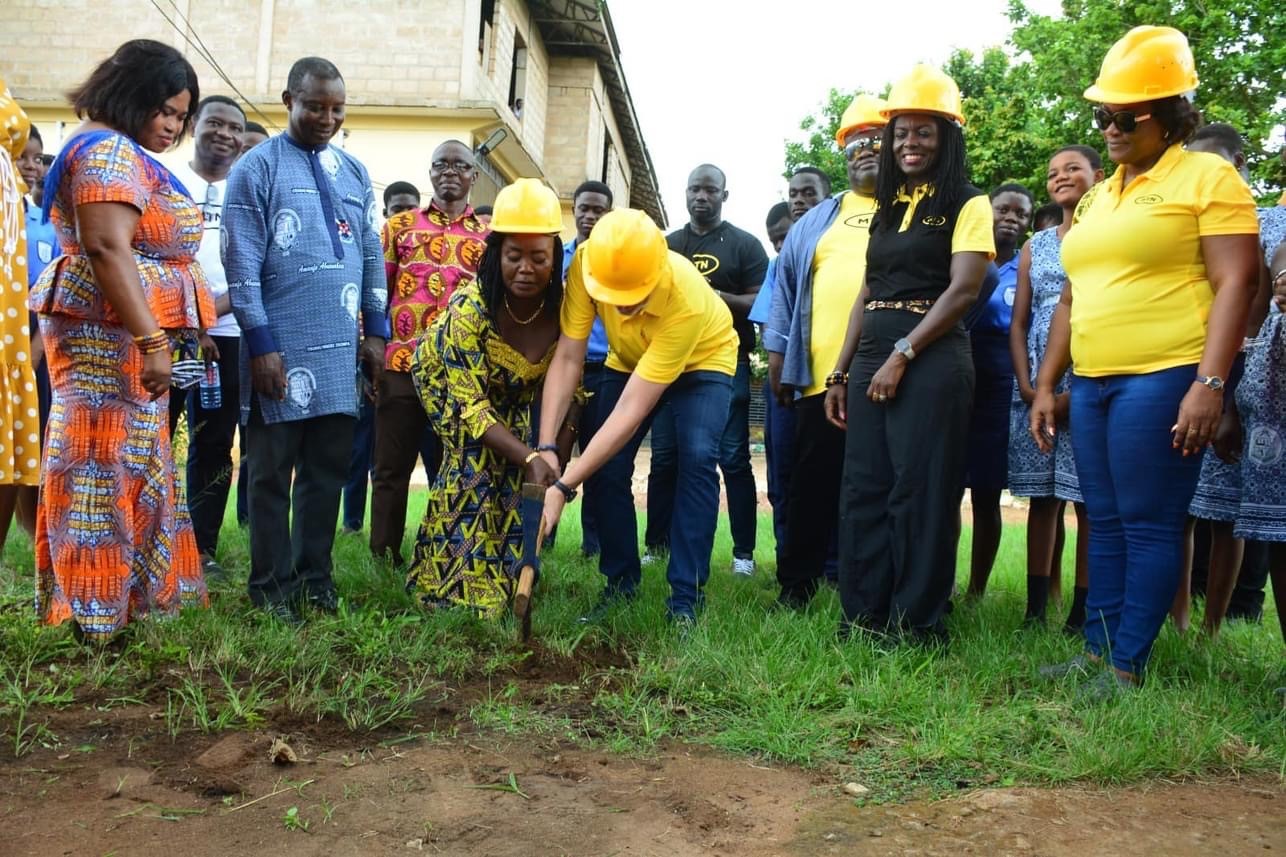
[609, 0, 1064, 239]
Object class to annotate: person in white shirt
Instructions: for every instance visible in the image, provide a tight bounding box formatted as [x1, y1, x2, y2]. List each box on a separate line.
[167, 94, 246, 580]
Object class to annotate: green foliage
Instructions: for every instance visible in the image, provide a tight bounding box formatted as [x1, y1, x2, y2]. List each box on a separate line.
[785, 0, 1286, 203]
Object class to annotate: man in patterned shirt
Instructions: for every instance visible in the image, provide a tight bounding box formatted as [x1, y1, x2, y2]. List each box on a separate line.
[369, 139, 489, 564]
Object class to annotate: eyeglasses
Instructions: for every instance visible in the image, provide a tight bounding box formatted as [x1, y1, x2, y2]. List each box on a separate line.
[431, 160, 474, 174]
[844, 137, 881, 161]
[1093, 107, 1152, 133]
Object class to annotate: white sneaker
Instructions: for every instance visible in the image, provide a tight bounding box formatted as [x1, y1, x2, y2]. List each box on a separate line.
[732, 557, 755, 577]
[641, 552, 662, 567]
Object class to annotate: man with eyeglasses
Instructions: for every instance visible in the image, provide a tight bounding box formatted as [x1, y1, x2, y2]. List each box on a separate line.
[764, 94, 885, 609]
[167, 94, 246, 581]
[369, 139, 489, 566]
[647, 164, 769, 578]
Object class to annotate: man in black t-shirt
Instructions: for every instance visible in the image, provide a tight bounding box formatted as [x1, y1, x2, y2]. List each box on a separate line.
[645, 164, 769, 576]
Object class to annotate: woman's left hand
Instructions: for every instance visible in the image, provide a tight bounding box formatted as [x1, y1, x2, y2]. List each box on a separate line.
[542, 485, 567, 533]
[866, 354, 907, 404]
[1172, 382, 1223, 456]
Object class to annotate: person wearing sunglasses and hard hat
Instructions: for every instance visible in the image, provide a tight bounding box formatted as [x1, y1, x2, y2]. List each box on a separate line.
[822, 67, 995, 647]
[1030, 26, 1258, 699]
[536, 209, 738, 628]
[405, 179, 573, 617]
[764, 94, 885, 610]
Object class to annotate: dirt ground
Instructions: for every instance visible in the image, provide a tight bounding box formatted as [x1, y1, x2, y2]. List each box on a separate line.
[3, 648, 1280, 857]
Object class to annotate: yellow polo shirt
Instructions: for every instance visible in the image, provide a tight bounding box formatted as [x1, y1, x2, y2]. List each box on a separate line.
[804, 192, 877, 396]
[563, 248, 738, 384]
[1061, 145, 1259, 377]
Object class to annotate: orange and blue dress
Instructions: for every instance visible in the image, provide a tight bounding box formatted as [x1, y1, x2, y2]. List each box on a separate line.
[29, 129, 213, 640]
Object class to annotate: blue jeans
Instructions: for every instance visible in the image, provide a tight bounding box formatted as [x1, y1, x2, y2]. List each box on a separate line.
[341, 392, 376, 530]
[577, 360, 610, 555]
[645, 357, 756, 559]
[1070, 365, 1203, 674]
[592, 369, 732, 616]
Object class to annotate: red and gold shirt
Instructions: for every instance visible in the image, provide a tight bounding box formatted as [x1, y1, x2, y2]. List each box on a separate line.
[381, 202, 488, 372]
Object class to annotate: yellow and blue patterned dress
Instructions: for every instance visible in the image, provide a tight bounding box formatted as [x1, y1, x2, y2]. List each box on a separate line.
[407, 284, 554, 616]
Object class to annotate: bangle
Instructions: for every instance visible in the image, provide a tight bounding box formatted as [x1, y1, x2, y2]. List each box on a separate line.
[536, 443, 559, 454]
[825, 370, 848, 388]
[134, 331, 169, 355]
[523, 450, 540, 464]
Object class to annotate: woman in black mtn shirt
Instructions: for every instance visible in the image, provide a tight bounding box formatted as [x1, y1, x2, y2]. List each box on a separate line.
[823, 65, 995, 644]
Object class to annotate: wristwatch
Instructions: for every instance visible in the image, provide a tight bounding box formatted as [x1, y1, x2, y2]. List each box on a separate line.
[1195, 374, 1224, 391]
[553, 479, 577, 502]
[893, 338, 916, 361]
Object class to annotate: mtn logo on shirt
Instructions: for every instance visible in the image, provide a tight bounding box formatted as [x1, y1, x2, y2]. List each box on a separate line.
[1135, 194, 1163, 205]
[844, 213, 874, 229]
[690, 253, 721, 277]
[922, 215, 947, 227]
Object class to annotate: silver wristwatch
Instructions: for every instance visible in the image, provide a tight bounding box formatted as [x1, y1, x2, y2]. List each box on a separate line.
[894, 337, 916, 361]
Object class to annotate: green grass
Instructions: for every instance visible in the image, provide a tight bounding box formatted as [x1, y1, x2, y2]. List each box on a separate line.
[1, 490, 1282, 801]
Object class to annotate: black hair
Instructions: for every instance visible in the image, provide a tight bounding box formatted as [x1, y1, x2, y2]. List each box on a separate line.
[475, 231, 565, 325]
[791, 166, 832, 196]
[873, 115, 970, 234]
[474, 205, 493, 216]
[1052, 143, 1102, 172]
[244, 121, 268, 137]
[765, 201, 791, 228]
[68, 39, 200, 142]
[1032, 202, 1063, 230]
[689, 163, 726, 188]
[1189, 122, 1244, 156]
[573, 179, 613, 207]
[26, 125, 41, 146]
[990, 182, 1034, 207]
[286, 57, 343, 94]
[195, 94, 245, 122]
[1152, 95, 1202, 145]
[382, 180, 420, 206]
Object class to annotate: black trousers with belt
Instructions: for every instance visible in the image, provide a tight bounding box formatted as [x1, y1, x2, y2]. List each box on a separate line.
[777, 392, 846, 603]
[836, 310, 973, 639]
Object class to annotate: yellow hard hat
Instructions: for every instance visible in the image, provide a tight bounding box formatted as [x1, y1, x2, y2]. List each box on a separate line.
[882, 65, 966, 126]
[835, 94, 888, 147]
[488, 177, 563, 234]
[1083, 25, 1198, 104]
[582, 209, 669, 306]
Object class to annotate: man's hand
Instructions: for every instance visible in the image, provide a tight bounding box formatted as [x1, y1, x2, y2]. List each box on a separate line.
[359, 336, 386, 387]
[198, 332, 220, 363]
[767, 351, 794, 407]
[251, 352, 287, 400]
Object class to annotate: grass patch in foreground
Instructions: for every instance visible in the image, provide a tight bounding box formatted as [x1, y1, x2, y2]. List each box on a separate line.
[1, 491, 1282, 801]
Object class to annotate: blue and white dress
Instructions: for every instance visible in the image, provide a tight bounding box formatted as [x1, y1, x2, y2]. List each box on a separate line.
[1008, 227, 1081, 502]
[1233, 207, 1286, 541]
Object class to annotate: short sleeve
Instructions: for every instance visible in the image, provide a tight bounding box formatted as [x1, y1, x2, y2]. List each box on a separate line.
[560, 247, 597, 341]
[1195, 159, 1259, 237]
[952, 195, 996, 258]
[68, 134, 151, 212]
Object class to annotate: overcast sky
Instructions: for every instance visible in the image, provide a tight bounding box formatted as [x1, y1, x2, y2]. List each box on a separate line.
[609, 0, 1063, 239]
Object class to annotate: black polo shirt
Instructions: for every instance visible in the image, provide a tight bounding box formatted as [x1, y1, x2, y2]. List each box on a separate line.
[666, 221, 769, 356]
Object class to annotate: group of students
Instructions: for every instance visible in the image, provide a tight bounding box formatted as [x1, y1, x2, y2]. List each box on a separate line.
[0, 26, 1282, 697]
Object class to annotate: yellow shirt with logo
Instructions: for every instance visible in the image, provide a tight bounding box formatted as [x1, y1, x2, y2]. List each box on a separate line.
[804, 192, 877, 396]
[1061, 145, 1259, 377]
[563, 248, 738, 384]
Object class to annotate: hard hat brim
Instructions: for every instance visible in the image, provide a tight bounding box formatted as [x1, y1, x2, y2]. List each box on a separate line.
[583, 256, 666, 307]
[1082, 82, 1193, 104]
[835, 122, 885, 147]
[488, 223, 563, 235]
[881, 107, 965, 127]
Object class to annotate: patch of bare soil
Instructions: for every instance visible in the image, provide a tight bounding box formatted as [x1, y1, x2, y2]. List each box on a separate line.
[1, 689, 1281, 857]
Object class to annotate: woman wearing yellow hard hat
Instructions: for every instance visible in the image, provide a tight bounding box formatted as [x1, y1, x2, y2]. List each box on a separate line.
[1030, 26, 1259, 698]
[406, 178, 573, 616]
[536, 208, 739, 627]
[823, 64, 996, 646]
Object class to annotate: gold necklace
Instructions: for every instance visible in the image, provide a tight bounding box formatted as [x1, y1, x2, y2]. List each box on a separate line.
[504, 295, 545, 325]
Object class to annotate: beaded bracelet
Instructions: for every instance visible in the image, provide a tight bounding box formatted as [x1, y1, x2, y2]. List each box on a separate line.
[824, 370, 848, 388]
[134, 331, 170, 355]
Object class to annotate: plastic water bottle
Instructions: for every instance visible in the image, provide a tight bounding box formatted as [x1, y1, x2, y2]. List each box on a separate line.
[199, 362, 222, 409]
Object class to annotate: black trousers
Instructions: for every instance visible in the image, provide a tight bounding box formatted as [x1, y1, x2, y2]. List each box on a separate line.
[837, 312, 973, 638]
[186, 334, 241, 557]
[244, 395, 355, 606]
[777, 393, 846, 601]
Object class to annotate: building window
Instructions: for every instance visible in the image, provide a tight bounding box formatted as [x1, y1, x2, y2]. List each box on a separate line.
[508, 32, 527, 118]
[479, 0, 496, 63]
[601, 131, 614, 183]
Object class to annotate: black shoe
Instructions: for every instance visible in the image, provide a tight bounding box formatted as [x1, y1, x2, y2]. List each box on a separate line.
[578, 591, 631, 624]
[200, 554, 227, 582]
[261, 600, 303, 626]
[307, 589, 339, 614]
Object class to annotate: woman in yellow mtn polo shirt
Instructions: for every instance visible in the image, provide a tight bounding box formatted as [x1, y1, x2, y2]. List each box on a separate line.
[1031, 26, 1259, 697]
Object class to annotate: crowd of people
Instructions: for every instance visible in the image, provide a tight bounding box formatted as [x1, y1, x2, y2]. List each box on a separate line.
[0, 24, 1282, 698]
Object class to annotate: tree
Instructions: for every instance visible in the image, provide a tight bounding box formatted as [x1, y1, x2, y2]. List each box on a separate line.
[783, 88, 857, 195]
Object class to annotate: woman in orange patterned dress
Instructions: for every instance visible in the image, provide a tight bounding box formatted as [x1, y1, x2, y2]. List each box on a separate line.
[29, 40, 213, 641]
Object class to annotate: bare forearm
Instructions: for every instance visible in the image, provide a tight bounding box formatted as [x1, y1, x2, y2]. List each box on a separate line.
[539, 343, 585, 446]
[1200, 277, 1254, 380]
[481, 422, 536, 469]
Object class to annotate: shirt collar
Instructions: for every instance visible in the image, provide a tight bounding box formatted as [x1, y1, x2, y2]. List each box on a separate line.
[1106, 142, 1184, 194]
[894, 183, 936, 204]
[426, 199, 477, 225]
[283, 132, 329, 155]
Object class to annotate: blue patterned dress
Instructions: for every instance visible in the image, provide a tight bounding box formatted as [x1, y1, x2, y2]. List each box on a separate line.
[1008, 227, 1081, 501]
[1233, 207, 1286, 541]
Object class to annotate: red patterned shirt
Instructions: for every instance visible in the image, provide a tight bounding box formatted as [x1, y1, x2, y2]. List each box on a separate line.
[381, 202, 488, 372]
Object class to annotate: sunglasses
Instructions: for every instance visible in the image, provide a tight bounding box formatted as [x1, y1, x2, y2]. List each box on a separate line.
[843, 137, 882, 161]
[1093, 107, 1152, 133]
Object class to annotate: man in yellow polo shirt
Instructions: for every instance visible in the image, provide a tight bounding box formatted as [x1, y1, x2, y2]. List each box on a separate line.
[537, 209, 738, 625]
[765, 94, 884, 609]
